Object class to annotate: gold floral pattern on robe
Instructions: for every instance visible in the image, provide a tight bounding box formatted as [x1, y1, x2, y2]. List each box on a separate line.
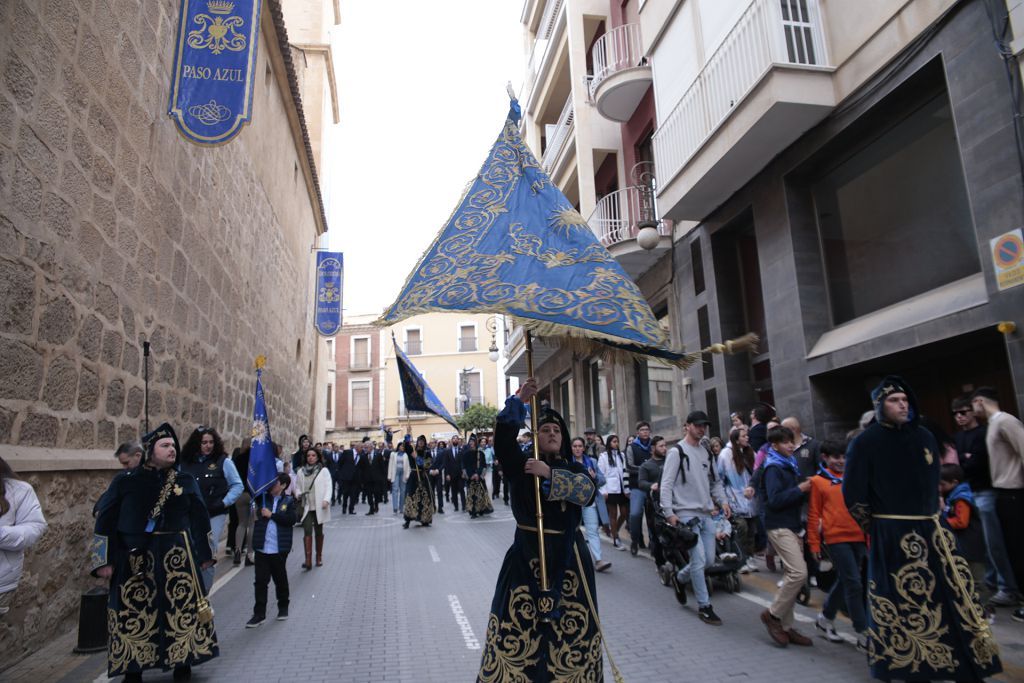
[108, 552, 159, 674]
[479, 559, 601, 682]
[868, 532, 954, 672]
[163, 546, 217, 666]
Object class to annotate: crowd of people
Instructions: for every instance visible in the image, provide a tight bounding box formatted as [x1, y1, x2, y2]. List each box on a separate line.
[1, 374, 1022, 681]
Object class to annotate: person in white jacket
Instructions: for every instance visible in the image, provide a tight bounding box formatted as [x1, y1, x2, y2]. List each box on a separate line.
[598, 434, 630, 550]
[386, 443, 409, 514]
[293, 447, 332, 571]
[0, 457, 48, 615]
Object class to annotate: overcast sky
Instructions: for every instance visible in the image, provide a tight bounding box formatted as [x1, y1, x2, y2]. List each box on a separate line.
[325, 0, 525, 318]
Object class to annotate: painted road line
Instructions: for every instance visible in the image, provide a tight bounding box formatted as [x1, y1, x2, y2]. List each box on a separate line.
[429, 545, 441, 562]
[448, 594, 481, 650]
[731, 588, 858, 645]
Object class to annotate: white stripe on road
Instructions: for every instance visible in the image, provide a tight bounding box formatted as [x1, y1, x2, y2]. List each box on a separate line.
[448, 594, 481, 650]
[429, 545, 441, 562]
[731, 586, 858, 645]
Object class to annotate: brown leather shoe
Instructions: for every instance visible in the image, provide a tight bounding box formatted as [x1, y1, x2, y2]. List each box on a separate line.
[786, 628, 813, 646]
[760, 609, 789, 646]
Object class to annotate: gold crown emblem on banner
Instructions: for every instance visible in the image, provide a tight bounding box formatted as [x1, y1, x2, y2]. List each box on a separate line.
[207, 0, 235, 14]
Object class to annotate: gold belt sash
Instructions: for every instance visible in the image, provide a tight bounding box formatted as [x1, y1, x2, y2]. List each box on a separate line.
[516, 523, 565, 535]
[872, 514, 937, 520]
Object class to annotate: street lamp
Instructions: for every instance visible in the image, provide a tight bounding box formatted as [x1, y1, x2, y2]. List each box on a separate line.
[486, 316, 500, 362]
[459, 368, 472, 413]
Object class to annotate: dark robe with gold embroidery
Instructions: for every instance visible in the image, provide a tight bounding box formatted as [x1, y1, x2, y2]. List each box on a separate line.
[463, 447, 494, 517]
[91, 465, 218, 676]
[478, 396, 601, 683]
[843, 379, 1000, 682]
[403, 447, 434, 525]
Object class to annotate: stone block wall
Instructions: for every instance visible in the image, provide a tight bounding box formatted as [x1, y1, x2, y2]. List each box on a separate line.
[0, 0, 325, 666]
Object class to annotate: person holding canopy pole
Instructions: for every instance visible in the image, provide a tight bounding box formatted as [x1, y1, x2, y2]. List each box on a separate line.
[477, 377, 610, 682]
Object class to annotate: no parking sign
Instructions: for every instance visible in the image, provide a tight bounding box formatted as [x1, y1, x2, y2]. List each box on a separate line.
[991, 228, 1024, 291]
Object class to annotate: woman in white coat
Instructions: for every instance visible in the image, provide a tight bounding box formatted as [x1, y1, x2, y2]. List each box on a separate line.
[598, 434, 630, 550]
[293, 447, 331, 570]
[0, 457, 48, 615]
[386, 444, 409, 514]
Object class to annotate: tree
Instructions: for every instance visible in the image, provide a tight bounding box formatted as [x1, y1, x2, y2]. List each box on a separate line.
[457, 403, 499, 435]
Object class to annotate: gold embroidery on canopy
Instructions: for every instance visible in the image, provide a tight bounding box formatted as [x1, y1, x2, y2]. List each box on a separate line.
[383, 118, 671, 352]
[109, 552, 159, 674]
[163, 546, 217, 666]
[867, 532, 956, 673]
[509, 225, 614, 269]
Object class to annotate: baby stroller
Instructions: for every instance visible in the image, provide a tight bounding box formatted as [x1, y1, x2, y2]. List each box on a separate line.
[706, 527, 744, 594]
[653, 510, 709, 605]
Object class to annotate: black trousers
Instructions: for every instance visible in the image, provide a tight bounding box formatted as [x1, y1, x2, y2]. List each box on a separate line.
[363, 484, 381, 512]
[330, 471, 343, 503]
[492, 469, 501, 498]
[253, 551, 289, 617]
[342, 480, 359, 512]
[226, 503, 239, 550]
[995, 488, 1024, 590]
[431, 475, 444, 512]
[450, 477, 466, 510]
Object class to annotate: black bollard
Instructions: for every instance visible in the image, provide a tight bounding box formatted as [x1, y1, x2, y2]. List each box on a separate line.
[73, 587, 108, 653]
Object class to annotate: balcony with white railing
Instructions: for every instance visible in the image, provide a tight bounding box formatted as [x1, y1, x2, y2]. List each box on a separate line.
[589, 24, 651, 122]
[589, 184, 673, 278]
[541, 93, 574, 175]
[653, 0, 835, 221]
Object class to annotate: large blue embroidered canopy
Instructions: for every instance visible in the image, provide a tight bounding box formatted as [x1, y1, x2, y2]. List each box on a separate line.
[380, 100, 685, 365]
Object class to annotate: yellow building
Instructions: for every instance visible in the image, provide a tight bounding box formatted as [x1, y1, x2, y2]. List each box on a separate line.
[381, 312, 508, 441]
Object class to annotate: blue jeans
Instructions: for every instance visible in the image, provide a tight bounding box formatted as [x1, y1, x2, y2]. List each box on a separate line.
[595, 491, 609, 527]
[976, 490, 1019, 593]
[628, 489, 647, 543]
[582, 505, 601, 561]
[203, 512, 227, 592]
[392, 467, 407, 512]
[677, 514, 716, 607]
[822, 541, 867, 632]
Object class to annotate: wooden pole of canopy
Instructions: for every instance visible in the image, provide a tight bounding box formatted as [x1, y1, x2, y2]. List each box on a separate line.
[524, 330, 550, 597]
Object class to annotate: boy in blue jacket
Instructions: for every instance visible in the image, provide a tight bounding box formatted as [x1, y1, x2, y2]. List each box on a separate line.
[759, 426, 813, 648]
[247, 473, 297, 627]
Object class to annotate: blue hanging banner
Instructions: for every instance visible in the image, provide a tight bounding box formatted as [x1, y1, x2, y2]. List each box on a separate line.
[168, 0, 264, 145]
[314, 251, 343, 336]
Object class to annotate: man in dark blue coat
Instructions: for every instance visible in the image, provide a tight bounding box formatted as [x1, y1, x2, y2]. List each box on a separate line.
[844, 376, 1001, 681]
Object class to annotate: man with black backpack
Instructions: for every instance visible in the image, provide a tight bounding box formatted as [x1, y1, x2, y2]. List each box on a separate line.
[660, 410, 731, 626]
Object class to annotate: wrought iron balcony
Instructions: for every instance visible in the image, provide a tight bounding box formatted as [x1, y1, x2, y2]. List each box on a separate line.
[590, 185, 672, 248]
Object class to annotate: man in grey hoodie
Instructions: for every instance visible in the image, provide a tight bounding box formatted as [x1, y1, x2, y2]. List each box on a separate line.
[661, 410, 731, 625]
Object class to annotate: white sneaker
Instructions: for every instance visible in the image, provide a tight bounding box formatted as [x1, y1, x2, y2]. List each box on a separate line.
[739, 563, 752, 574]
[815, 614, 842, 642]
[856, 633, 869, 653]
[744, 558, 759, 573]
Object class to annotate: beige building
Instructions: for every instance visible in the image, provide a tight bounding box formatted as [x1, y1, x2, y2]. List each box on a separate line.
[512, 0, 1024, 442]
[0, 0, 338, 666]
[381, 312, 507, 441]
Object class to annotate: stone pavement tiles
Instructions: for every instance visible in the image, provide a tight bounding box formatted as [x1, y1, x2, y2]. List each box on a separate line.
[50, 497, 1024, 682]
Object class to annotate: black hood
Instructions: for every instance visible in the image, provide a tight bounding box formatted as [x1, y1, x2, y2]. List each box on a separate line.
[870, 375, 920, 426]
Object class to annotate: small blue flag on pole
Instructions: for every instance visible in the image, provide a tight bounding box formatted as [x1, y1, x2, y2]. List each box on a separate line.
[392, 336, 460, 431]
[247, 356, 278, 496]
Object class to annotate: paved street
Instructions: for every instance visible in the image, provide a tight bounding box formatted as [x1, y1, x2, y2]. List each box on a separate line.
[15, 496, 1024, 683]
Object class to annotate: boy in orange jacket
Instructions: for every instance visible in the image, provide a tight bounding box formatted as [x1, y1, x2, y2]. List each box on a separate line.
[807, 440, 867, 650]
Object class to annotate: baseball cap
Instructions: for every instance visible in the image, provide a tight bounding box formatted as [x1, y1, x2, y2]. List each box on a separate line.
[685, 410, 711, 426]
